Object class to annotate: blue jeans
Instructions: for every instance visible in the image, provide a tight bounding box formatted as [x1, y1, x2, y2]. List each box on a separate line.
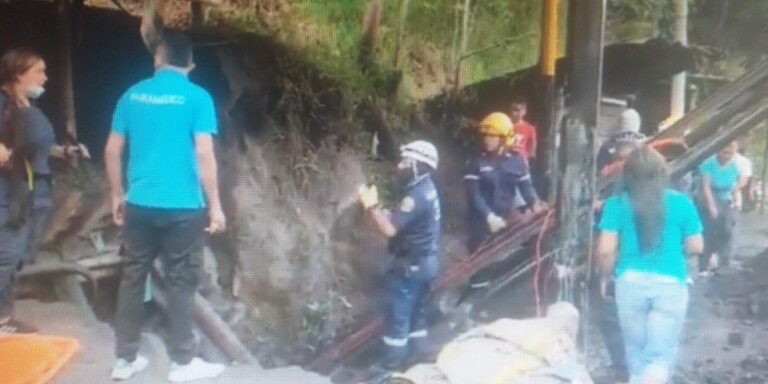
[382, 269, 430, 362]
[615, 272, 689, 383]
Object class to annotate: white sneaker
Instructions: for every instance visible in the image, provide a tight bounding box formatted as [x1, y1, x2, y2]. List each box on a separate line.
[111, 355, 149, 381]
[167, 357, 225, 383]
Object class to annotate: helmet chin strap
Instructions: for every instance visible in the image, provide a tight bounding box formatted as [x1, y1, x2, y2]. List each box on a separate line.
[398, 157, 425, 185]
[411, 160, 419, 179]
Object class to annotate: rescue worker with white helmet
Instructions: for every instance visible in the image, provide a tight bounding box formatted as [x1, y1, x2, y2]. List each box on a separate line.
[357, 140, 441, 368]
[465, 112, 542, 252]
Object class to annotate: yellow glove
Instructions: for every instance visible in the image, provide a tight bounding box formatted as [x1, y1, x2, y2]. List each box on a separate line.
[486, 213, 507, 233]
[357, 184, 379, 209]
[0, 143, 12, 166]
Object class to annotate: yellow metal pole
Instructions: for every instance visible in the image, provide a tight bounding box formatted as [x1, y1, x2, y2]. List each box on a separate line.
[540, 0, 559, 76]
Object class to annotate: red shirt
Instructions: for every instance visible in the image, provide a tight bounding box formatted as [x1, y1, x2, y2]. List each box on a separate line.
[513, 120, 537, 160]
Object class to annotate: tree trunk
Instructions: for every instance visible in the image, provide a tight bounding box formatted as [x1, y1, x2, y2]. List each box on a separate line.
[393, 0, 411, 69]
[454, 0, 472, 90]
[359, 0, 383, 72]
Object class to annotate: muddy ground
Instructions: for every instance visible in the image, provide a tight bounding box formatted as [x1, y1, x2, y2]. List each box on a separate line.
[10, 211, 768, 384]
[13, 299, 332, 383]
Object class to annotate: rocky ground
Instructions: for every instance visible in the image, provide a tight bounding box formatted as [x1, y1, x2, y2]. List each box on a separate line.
[11, 210, 768, 384]
[589, 210, 768, 384]
[13, 300, 332, 383]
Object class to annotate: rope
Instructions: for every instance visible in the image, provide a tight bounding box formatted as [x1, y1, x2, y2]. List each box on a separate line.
[533, 210, 553, 317]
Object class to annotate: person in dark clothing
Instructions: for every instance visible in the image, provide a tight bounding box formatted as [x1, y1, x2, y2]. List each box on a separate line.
[596, 131, 646, 175]
[464, 112, 542, 253]
[357, 140, 441, 368]
[0, 48, 90, 334]
[697, 141, 743, 273]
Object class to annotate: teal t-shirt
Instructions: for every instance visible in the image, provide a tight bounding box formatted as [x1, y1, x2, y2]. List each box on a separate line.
[111, 69, 217, 209]
[698, 156, 739, 202]
[598, 189, 703, 282]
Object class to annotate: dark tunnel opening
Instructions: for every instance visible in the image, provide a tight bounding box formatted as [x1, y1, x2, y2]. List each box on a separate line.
[0, 1, 229, 160]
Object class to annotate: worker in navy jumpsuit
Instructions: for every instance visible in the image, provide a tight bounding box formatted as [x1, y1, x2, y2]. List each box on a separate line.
[465, 112, 541, 253]
[357, 140, 441, 367]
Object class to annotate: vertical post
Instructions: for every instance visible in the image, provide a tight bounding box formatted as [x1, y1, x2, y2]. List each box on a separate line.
[540, 0, 559, 201]
[567, 0, 605, 129]
[558, 0, 605, 354]
[761, 122, 768, 214]
[191, 1, 205, 31]
[559, 0, 606, 258]
[56, 0, 77, 140]
[454, 0, 472, 90]
[393, 0, 411, 69]
[669, 0, 688, 125]
[539, 0, 559, 79]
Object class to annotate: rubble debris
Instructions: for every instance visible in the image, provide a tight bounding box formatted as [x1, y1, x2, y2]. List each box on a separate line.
[728, 332, 745, 348]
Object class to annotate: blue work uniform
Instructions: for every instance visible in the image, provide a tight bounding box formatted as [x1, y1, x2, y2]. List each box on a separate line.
[464, 151, 537, 252]
[382, 173, 441, 360]
[0, 92, 56, 319]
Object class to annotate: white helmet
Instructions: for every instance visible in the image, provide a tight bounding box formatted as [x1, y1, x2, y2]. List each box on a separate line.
[400, 140, 439, 170]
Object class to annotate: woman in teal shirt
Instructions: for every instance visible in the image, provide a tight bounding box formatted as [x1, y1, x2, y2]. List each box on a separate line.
[698, 141, 743, 272]
[597, 146, 703, 384]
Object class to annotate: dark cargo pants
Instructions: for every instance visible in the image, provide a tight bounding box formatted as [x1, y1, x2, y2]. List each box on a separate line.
[700, 198, 736, 271]
[114, 204, 206, 364]
[0, 202, 53, 318]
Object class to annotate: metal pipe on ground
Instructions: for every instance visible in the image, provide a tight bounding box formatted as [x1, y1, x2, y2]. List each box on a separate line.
[150, 265, 258, 365]
[150, 282, 230, 364]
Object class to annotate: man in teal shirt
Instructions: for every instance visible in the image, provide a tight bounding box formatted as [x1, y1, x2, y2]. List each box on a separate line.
[698, 141, 743, 272]
[105, 31, 226, 382]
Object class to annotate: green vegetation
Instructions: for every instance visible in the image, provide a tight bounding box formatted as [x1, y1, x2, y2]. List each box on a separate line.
[215, 0, 550, 100]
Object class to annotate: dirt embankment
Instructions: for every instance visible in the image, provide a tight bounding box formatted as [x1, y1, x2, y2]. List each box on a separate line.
[0, 0, 508, 368]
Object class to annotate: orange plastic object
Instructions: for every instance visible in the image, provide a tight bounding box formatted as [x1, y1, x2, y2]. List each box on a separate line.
[0, 334, 80, 384]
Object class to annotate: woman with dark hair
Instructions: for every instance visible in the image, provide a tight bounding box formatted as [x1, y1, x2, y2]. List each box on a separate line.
[0, 48, 90, 334]
[597, 146, 703, 384]
[698, 141, 743, 272]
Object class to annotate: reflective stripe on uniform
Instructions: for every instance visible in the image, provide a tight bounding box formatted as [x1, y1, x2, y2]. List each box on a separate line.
[382, 335, 408, 347]
[25, 161, 33, 191]
[464, 174, 480, 180]
[408, 329, 428, 339]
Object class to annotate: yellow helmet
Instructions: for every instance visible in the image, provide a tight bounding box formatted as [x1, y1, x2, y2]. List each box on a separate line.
[478, 112, 513, 138]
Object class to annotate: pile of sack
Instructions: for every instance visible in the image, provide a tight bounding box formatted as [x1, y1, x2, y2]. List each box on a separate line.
[391, 302, 593, 384]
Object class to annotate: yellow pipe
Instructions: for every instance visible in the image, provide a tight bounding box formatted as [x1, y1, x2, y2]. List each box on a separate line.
[540, 0, 559, 76]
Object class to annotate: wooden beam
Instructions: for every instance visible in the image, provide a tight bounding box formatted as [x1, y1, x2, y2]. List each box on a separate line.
[56, 0, 77, 140]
